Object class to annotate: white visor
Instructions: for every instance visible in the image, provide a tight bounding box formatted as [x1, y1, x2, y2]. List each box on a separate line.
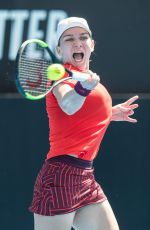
[56, 17, 92, 45]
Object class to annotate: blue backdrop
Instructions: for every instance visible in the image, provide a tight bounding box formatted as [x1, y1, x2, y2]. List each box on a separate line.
[0, 98, 149, 230]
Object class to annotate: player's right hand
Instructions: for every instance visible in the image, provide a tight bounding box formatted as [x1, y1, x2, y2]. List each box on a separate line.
[80, 70, 100, 90]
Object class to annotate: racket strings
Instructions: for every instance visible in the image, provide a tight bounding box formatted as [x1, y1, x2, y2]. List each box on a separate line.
[19, 52, 53, 96]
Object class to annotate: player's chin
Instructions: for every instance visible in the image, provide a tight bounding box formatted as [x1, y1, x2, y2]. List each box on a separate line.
[72, 59, 86, 69]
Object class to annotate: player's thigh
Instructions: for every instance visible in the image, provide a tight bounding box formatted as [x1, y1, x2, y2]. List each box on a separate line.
[34, 211, 75, 230]
[73, 200, 119, 230]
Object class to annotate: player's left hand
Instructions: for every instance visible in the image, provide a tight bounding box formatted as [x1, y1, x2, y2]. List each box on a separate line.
[111, 95, 139, 122]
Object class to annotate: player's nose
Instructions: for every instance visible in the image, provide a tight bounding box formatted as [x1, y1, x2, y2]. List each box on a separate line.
[73, 39, 82, 47]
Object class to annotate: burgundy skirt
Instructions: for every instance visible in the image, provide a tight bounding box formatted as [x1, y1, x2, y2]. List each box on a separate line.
[29, 155, 107, 216]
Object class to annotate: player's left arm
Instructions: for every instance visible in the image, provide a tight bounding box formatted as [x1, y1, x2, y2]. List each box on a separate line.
[111, 95, 139, 122]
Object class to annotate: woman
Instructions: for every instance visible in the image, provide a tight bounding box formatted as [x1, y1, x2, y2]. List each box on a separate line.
[29, 17, 139, 230]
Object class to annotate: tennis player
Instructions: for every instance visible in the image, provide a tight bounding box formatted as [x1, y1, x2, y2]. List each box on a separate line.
[29, 17, 139, 230]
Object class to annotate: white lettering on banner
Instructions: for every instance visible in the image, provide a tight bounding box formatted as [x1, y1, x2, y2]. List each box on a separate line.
[28, 10, 47, 39]
[0, 10, 9, 59]
[9, 10, 29, 60]
[27, 10, 47, 59]
[0, 9, 68, 60]
[46, 10, 68, 51]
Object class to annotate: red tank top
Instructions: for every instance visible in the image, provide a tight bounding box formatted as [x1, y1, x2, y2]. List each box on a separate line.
[46, 64, 112, 160]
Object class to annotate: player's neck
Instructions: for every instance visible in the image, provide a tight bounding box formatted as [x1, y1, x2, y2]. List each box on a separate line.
[64, 63, 89, 72]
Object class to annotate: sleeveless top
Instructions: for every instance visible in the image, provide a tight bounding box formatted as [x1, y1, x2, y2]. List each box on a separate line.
[46, 63, 112, 160]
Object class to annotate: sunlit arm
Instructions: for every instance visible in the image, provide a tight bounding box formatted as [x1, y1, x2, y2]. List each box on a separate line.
[53, 83, 86, 115]
[52, 71, 100, 115]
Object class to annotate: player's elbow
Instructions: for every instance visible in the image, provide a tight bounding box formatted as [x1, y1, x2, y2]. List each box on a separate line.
[65, 110, 76, 115]
[60, 101, 78, 115]
[61, 105, 77, 115]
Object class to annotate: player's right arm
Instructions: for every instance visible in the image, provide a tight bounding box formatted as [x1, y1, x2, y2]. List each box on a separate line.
[53, 71, 100, 115]
[53, 83, 86, 115]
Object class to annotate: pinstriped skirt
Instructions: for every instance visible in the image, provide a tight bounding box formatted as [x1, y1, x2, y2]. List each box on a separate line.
[29, 155, 107, 216]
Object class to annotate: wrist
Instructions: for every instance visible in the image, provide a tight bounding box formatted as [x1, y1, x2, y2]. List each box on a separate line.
[74, 81, 91, 97]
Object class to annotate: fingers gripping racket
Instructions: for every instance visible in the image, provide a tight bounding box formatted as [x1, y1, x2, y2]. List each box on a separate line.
[16, 39, 88, 100]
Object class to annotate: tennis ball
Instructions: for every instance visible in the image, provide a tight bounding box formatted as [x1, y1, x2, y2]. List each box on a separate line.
[47, 64, 65, 80]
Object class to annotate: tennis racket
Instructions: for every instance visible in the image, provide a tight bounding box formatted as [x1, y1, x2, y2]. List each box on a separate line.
[15, 39, 89, 100]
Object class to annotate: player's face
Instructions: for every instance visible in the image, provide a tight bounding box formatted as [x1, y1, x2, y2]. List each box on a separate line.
[57, 27, 94, 70]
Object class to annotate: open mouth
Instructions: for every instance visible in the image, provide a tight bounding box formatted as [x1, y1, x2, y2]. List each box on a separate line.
[73, 52, 84, 62]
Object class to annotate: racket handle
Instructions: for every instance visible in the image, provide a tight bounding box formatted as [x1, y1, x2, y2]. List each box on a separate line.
[72, 72, 89, 82]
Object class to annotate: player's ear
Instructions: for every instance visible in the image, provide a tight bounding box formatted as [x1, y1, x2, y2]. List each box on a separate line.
[56, 46, 62, 57]
[90, 39, 95, 52]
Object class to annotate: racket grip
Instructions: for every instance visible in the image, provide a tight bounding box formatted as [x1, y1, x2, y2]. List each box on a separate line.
[72, 72, 89, 82]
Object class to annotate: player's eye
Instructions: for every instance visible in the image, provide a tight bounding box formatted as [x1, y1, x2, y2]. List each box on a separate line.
[65, 37, 74, 42]
[80, 36, 89, 41]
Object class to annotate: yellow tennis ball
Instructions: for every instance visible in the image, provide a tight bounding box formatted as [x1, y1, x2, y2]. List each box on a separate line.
[47, 64, 65, 80]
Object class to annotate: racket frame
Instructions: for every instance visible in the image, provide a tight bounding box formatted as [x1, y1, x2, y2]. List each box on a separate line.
[15, 39, 82, 100]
